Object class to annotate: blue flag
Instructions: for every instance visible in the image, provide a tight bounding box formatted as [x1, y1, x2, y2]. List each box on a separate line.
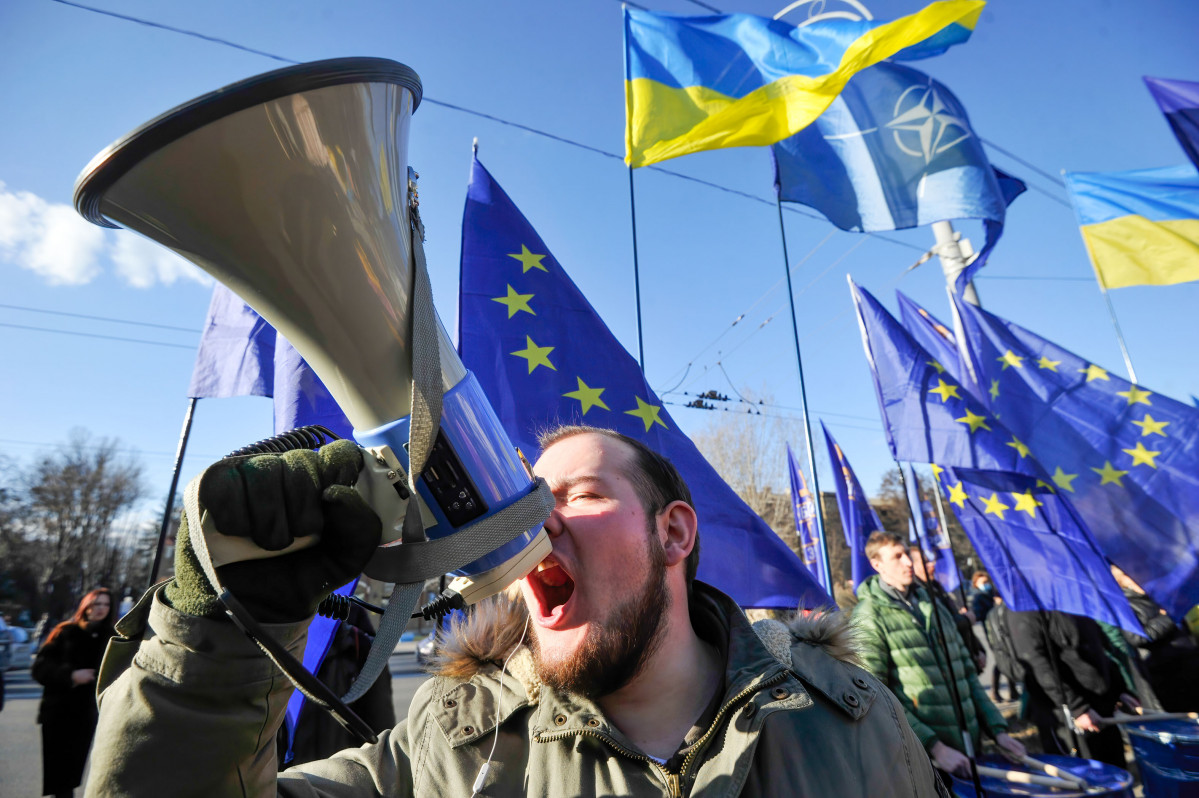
[273, 339, 354, 439]
[849, 278, 1037, 475]
[821, 422, 881, 588]
[902, 462, 960, 593]
[939, 467, 1141, 635]
[954, 297, 1199, 619]
[1145, 76, 1199, 172]
[457, 157, 829, 609]
[788, 444, 830, 593]
[187, 283, 275, 399]
[895, 290, 962, 383]
[772, 63, 1024, 289]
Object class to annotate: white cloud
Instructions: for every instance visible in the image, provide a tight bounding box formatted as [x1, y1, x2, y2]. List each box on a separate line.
[110, 232, 211, 289]
[0, 181, 211, 289]
[0, 182, 105, 285]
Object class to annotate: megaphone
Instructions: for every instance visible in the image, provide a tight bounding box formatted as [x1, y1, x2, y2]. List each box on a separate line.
[73, 57, 553, 698]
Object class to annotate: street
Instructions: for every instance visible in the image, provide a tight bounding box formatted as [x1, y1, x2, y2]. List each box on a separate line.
[0, 642, 433, 798]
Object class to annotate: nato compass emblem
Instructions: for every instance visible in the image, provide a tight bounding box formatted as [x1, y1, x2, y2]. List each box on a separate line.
[886, 80, 972, 164]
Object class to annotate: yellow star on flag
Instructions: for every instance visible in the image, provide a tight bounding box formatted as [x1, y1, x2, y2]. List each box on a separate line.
[946, 481, 968, 508]
[989, 379, 1000, 400]
[1010, 490, 1043, 518]
[930, 464, 944, 482]
[981, 493, 1009, 519]
[1006, 436, 1031, 458]
[1092, 461, 1128, 486]
[927, 360, 947, 375]
[928, 378, 960, 403]
[1080, 364, 1110, 383]
[1035, 479, 1055, 493]
[563, 377, 608, 415]
[1051, 466, 1078, 493]
[998, 350, 1025, 370]
[1132, 414, 1169, 437]
[1037, 356, 1061, 371]
[507, 244, 547, 273]
[955, 408, 991, 433]
[1122, 442, 1161, 469]
[1117, 386, 1153, 406]
[625, 396, 667, 431]
[510, 335, 556, 374]
[491, 284, 535, 318]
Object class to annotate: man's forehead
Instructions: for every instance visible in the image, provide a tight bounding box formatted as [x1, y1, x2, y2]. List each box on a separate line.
[535, 432, 636, 477]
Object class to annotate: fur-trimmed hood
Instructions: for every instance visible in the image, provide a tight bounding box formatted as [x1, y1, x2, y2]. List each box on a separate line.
[430, 585, 863, 686]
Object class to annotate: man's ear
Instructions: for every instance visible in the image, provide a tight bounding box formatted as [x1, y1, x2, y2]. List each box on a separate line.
[657, 500, 698, 567]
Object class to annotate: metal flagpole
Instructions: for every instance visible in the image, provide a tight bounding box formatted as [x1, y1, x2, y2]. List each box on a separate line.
[896, 462, 987, 798]
[148, 397, 197, 588]
[776, 197, 833, 585]
[627, 166, 646, 374]
[1096, 284, 1139, 384]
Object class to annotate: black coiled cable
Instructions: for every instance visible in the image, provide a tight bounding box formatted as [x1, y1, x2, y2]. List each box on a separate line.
[225, 425, 342, 458]
[317, 590, 465, 623]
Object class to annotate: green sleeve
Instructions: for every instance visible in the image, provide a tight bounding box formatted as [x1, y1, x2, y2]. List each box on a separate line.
[852, 601, 940, 751]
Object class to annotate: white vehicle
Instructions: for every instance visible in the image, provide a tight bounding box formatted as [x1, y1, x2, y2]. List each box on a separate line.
[6, 625, 34, 670]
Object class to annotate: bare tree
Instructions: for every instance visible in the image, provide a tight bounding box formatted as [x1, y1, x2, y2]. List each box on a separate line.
[20, 430, 146, 618]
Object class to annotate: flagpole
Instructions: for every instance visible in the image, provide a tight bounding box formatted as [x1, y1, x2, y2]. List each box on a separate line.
[148, 397, 197, 588]
[897, 462, 986, 798]
[932, 221, 981, 307]
[776, 197, 833, 585]
[1097, 286, 1138, 383]
[627, 166, 646, 373]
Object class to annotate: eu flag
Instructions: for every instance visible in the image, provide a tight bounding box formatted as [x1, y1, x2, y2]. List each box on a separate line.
[902, 462, 959, 593]
[458, 157, 829, 609]
[954, 297, 1199, 619]
[187, 284, 275, 399]
[1145, 76, 1199, 172]
[849, 278, 1036, 475]
[895, 290, 962, 383]
[788, 444, 830, 593]
[821, 422, 880, 588]
[940, 467, 1141, 635]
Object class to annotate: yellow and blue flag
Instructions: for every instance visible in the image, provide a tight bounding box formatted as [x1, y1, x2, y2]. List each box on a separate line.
[788, 444, 830, 593]
[458, 157, 830, 609]
[1064, 164, 1199, 289]
[850, 278, 1036, 475]
[822, 422, 880, 588]
[954, 296, 1199, 619]
[1145, 76, 1199, 171]
[624, 1, 984, 168]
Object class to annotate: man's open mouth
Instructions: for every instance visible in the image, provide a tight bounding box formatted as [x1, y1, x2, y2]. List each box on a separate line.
[528, 558, 576, 622]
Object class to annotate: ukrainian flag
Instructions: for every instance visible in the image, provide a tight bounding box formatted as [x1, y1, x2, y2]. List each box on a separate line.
[1065, 164, 1199, 289]
[624, 0, 984, 168]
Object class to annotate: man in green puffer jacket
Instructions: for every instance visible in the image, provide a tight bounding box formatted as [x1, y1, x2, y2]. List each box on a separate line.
[853, 530, 1024, 778]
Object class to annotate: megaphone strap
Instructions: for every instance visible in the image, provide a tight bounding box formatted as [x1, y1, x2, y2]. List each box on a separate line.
[363, 477, 554, 583]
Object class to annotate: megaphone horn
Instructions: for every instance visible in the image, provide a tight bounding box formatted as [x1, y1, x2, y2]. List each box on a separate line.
[74, 57, 551, 613]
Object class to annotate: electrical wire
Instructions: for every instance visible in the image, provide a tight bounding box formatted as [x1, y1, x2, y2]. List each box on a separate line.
[0, 302, 201, 333]
[0, 322, 196, 349]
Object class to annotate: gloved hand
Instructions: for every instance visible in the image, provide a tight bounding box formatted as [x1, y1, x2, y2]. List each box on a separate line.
[166, 440, 382, 623]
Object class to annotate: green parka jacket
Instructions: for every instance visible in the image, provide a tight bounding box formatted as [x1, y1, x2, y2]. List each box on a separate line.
[86, 582, 947, 798]
[851, 576, 1007, 755]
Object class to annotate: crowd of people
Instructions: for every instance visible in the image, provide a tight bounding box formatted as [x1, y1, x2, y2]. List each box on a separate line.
[6, 426, 1199, 796]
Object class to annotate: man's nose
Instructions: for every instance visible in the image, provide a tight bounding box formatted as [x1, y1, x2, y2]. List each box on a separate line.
[543, 504, 566, 538]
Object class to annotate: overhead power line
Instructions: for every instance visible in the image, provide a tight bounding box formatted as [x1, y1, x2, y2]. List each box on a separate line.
[0, 322, 196, 350]
[0, 302, 201, 333]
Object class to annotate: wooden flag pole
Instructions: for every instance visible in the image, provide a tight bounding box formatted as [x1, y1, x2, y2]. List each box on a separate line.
[776, 197, 833, 587]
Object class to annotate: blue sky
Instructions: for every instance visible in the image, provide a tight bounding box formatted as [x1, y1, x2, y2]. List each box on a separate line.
[2, 0, 1197, 529]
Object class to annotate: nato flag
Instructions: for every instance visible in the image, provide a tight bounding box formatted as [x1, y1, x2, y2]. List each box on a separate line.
[458, 157, 829, 609]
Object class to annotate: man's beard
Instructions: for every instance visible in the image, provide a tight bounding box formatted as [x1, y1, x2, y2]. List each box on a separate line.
[530, 532, 670, 700]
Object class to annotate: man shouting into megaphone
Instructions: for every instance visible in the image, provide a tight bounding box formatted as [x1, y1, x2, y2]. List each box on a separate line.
[86, 425, 946, 797]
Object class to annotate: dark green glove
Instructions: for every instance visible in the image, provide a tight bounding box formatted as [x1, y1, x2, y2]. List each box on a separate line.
[167, 440, 382, 623]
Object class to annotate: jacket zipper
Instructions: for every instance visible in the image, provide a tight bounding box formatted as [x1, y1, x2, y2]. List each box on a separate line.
[534, 669, 789, 798]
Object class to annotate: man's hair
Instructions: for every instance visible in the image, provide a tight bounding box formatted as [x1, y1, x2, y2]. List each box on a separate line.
[864, 530, 907, 563]
[537, 425, 699, 591]
[971, 570, 989, 585]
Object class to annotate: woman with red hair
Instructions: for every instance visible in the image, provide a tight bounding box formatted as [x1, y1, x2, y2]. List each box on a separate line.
[32, 588, 116, 797]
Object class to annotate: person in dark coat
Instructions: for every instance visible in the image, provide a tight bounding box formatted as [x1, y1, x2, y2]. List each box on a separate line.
[32, 588, 116, 797]
[1007, 609, 1138, 769]
[910, 548, 986, 674]
[1111, 565, 1199, 712]
[983, 597, 1021, 702]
